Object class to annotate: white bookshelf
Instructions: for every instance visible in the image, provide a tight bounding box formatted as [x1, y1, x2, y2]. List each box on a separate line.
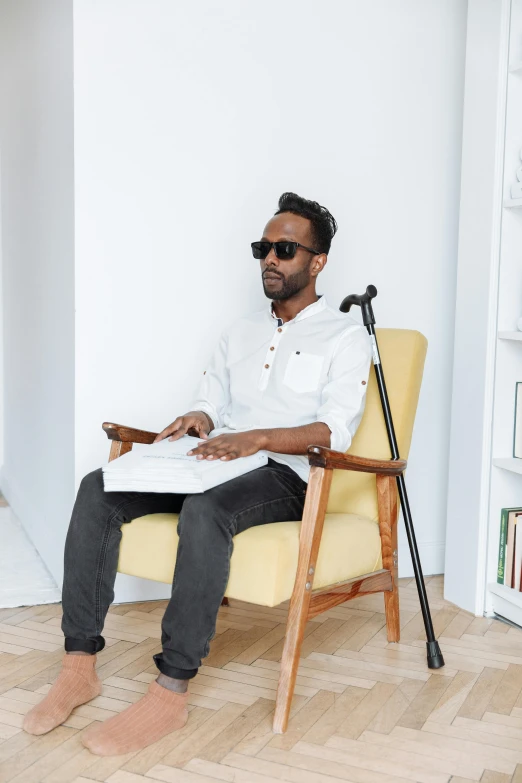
[485, 0, 522, 626]
[446, 0, 522, 624]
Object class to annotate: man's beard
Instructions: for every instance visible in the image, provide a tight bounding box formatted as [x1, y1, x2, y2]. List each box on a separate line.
[262, 266, 311, 301]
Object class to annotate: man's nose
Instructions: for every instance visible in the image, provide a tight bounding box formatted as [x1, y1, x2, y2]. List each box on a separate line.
[264, 247, 280, 266]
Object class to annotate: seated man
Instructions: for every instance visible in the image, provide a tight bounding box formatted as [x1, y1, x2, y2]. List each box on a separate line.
[23, 192, 372, 755]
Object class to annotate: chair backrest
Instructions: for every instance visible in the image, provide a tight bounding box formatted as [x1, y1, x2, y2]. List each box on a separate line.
[326, 328, 427, 519]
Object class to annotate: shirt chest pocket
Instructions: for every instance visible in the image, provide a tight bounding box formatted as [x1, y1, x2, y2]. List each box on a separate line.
[282, 351, 324, 393]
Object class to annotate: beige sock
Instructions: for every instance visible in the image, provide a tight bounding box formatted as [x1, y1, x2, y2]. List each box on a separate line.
[81, 680, 189, 756]
[23, 653, 102, 735]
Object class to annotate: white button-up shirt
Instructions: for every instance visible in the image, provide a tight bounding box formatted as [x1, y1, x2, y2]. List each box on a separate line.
[190, 294, 373, 484]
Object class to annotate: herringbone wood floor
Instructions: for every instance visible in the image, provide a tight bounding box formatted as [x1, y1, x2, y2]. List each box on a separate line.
[0, 575, 521, 783]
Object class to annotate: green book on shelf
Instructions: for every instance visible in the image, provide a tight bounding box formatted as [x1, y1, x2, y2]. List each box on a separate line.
[498, 506, 522, 584]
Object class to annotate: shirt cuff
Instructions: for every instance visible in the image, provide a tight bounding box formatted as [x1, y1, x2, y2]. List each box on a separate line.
[316, 416, 352, 453]
[191, 401, 220, 431]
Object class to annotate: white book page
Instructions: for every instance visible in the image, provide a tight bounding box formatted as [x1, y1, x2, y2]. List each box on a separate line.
[135, 434, 204, 462]
[104, 433, 269, 474]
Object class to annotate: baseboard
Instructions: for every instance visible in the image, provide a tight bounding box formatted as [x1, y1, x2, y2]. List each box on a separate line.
[398, 540, 445, 579]
[114, 572, 171, 603]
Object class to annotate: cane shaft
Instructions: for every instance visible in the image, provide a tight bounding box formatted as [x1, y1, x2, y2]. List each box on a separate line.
[368, 325, 437, 645]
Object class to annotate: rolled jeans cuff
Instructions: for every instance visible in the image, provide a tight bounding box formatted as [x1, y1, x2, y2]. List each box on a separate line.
[153, 652, 197, 680]
[64, 636, 105, 654]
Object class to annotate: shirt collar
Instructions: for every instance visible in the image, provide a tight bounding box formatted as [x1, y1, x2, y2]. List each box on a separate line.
[269, 294, 327, 325]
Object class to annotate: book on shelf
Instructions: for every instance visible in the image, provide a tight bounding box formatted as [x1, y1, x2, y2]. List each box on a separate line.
[515, 514, 522, 591]
[514, 382, 522, 458]
[497, 506, 522, 588]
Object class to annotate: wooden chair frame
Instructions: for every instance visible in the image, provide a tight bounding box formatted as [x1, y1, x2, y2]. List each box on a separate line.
[103, 421, 406, 734]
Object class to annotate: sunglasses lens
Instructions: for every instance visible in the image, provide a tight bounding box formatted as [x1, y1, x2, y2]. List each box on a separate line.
[275, 242, 297, 260]
[251, 241, 270, 260]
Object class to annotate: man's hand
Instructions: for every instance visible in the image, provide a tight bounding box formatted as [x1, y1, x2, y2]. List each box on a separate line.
[153, 411, 214, 443]
[186, 431, 266, 461]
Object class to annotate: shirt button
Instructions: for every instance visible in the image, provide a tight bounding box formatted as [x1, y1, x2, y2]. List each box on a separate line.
[270, 346, 274, 351]
[265, 364, 269, 369]
[362, 380, 366, 385]
[277, 328, 282, 332]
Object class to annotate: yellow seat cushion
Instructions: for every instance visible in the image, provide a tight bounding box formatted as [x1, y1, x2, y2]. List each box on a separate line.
[117, 511, 383, 608]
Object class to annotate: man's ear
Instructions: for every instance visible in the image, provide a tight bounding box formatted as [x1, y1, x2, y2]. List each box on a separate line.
[312, 253, 327, 276]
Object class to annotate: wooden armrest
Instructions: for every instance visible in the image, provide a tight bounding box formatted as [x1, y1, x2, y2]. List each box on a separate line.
[307, 445, 406, 476]
[102, 422, 158, 445]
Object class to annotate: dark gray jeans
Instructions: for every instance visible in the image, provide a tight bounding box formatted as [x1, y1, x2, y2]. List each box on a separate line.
[61, 457, 307, 679]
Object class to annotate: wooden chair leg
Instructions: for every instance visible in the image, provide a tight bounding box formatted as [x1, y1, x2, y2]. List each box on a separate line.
[273, 465, 332, 734]
[109, 440, 133, 462]
[377, 473, 400, 643]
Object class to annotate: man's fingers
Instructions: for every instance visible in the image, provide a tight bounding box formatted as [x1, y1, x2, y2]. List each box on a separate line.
[168, 417, 208, 442]
[157, 420, 184, 442]
[195, 446, 233, 460]
[187, 436, 223, 455]
[168, 426, 188, 441]
[156, 414, 211, 444]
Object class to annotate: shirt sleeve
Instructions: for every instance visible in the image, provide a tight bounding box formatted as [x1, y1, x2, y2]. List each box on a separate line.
[189, 331, 231, 431]
[316, 325, 373, 453]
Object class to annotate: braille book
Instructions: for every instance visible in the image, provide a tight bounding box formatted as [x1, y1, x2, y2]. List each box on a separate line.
[102, 434, 268, 494]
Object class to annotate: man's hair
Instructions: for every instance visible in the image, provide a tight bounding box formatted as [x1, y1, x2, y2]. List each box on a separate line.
[275, 192, 338, 254]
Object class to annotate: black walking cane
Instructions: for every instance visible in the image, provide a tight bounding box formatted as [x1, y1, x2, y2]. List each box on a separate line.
[341, 285, 444, 670]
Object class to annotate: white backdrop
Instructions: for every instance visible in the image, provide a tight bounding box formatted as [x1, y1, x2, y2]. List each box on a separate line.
[73, 0, 467, 601]
[1, 0, 468, 604]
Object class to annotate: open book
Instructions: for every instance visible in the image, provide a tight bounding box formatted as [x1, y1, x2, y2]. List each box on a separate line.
[102, 434, 269, 493]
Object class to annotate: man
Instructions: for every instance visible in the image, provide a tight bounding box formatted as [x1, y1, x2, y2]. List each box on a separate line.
[23, 192, 372, 755]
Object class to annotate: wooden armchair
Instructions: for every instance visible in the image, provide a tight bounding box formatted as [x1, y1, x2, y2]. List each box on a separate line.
[103, 327, 427, 734]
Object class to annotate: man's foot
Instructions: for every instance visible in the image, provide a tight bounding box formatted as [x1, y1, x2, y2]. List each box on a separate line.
[23, 653, 102, 735]
[81, 680, 189, 756]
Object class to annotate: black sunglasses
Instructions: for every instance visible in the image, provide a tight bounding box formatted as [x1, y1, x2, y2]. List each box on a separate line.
[251, 240, 320, 260]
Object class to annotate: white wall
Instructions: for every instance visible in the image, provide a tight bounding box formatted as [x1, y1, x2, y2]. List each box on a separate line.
[0, 0, 468, 604]
[0, 153, 4, 472]
[0, 0, 75, 581]
[73, 0, 468, 603]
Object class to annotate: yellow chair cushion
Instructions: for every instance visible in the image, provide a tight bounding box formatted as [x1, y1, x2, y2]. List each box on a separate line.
[117, 511, 383, 608]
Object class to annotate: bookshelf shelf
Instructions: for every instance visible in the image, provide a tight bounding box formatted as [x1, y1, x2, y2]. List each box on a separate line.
[492, 458, 522, 474]
[509, 60, 522, 73]
[504, 197, 522, 207]
[498, 331, 522, 340]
